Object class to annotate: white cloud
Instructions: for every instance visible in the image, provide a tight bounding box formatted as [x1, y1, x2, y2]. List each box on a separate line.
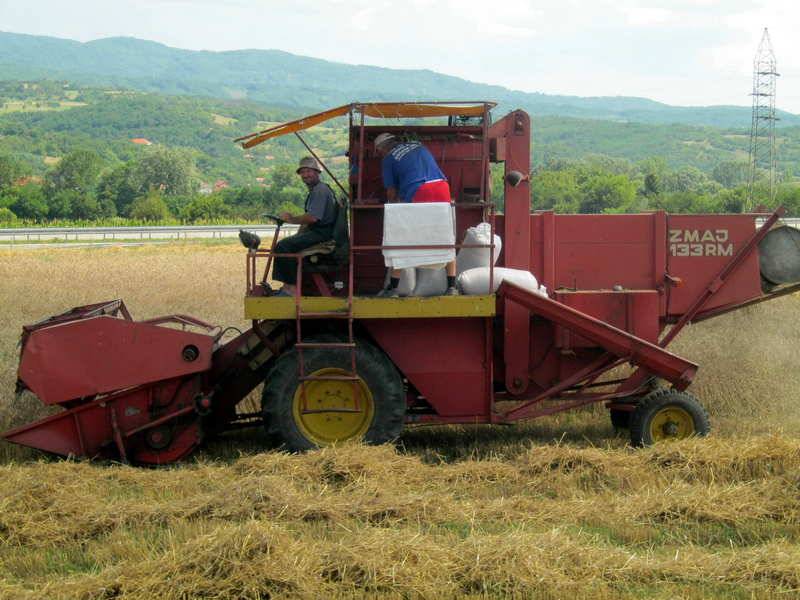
[0, 0, 799, 112]
[346, 7, 378, 31]
[609, 0, 671, 25]
[453, 0, 540, 36]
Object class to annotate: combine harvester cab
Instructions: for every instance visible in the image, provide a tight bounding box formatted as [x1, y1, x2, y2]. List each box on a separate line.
[3, 101, 800, 463]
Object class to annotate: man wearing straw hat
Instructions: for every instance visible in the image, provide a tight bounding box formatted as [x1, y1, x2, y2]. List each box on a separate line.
[272, 156, 336, 297]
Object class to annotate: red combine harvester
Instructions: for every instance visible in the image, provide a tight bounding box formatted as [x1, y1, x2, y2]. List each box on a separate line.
[4, 101, 800, 465]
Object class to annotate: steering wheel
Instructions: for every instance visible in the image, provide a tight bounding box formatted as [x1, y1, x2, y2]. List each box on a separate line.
[263, 213, 287, 227]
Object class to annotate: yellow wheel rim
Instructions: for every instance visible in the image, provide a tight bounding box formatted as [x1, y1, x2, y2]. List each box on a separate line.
[649, 406, 696, 441]
[292, 368, 374, 446]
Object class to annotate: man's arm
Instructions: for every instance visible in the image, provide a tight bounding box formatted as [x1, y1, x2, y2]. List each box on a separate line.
[278, 211, 317, 234]
[279, 212, 319, 226]
[382, 155, 402, 203]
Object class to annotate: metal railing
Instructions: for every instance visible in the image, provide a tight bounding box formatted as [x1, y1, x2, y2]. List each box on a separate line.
[0, 224, 299, 247]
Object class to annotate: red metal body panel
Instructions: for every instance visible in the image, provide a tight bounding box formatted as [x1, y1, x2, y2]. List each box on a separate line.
[364, 318, 488, 416]
[2, 378, 203, 464]
[665, 214, 762, 318]
[351, 125, 488, 204]
[492, 111, 532, 395]
[527, 213, 663, 295]
[523, 211, 764, 324]
[554, 291, 659, 348]
[523, 319, 609, 395]
[3, 397, 114, 458]
[18, 316, 214, 405]
[351, 207, 392, 294]
[499, 282, 698, 390]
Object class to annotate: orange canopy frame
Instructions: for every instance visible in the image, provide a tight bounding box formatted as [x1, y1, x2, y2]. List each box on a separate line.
[234, 101, 497, 149]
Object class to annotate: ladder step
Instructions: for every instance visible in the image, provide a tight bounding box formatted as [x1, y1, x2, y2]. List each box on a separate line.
[296, 342, 355, 349]
[297, 312, 349, 319]
[301, 375, 358, 382]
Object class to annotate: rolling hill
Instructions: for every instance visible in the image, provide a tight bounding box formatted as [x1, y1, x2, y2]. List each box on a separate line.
[2, 79, 800, 185]
[2, 30, 798, 128]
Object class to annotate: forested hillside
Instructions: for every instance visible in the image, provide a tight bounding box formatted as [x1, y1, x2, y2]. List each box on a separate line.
[0, 80, 353, 224]
[2, 79, 800, 226]
[2, 30, 800, 128]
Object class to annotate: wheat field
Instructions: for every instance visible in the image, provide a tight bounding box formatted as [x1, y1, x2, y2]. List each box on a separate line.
[1, 244, 799, 599]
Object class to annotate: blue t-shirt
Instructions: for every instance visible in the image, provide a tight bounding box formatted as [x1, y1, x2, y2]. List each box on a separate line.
[382, 142, 447, 203]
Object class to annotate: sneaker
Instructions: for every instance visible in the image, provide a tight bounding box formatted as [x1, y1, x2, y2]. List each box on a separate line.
[376, 287, 400, 298]
[445, 286, 460, 296]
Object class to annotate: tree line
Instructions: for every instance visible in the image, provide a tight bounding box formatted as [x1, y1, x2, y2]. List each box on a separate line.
[524, 154, 799, 216]
[2, 79, 799, 224]
[4, 144, 800, 227]
[0, 147, 316, 225]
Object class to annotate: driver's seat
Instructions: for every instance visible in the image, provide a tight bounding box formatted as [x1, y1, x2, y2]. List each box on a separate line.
[301, 198, 350, 295]
[298, 239, 336, 258]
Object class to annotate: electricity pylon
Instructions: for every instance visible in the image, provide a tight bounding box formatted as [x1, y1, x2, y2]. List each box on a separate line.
[746, 28, 779, 212]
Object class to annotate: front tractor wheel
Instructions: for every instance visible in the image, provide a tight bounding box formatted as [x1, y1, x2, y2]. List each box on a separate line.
[629, 388, 710, 447]
[261, 336, 405, 452]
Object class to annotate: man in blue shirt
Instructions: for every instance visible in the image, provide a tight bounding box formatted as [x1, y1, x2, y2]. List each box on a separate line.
[272, 157, 336, 297]
[376, 133, 458, 296]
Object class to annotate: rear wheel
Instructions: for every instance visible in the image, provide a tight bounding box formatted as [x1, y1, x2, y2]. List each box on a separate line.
[629, 388, 710, 447]
[261, 336, 405, 452]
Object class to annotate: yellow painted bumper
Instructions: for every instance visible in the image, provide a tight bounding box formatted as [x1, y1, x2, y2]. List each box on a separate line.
[244, 294, 496, 320]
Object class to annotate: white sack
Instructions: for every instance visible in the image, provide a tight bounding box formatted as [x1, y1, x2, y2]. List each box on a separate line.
[383, 203, 455, 269]
[411, 266, 447, 297]
[458, 267, 546, 296]
[383, 268, 416, 297]
[456, 222, 502, 275]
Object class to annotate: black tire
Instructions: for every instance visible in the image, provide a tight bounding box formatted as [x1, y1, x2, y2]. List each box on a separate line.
[261, 335, 405, 452]
[609, 408, 631, 430]
[629, 388, 710, 447]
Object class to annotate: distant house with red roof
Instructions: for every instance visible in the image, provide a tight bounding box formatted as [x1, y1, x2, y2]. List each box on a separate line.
[265, 156, 275, 160]
[14, 176, 42, 186]
[255, 177, 265, 182]
[132, 139, 152, 145]
[243, 154, 254, 158]
[213, 180, 231, 191]
[199, 181, 212, 195]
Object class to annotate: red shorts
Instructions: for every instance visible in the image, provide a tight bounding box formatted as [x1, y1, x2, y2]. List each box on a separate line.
[412, 180, 451, 203]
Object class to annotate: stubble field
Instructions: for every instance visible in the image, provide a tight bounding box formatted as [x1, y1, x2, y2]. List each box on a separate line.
[1, 244, 799, 599]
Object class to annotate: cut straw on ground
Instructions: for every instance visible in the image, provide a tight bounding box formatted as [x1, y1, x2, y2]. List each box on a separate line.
[1, 244, 800, 599]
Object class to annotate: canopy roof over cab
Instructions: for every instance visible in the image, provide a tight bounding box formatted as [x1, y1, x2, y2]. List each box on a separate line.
[234, 101, 497, 149]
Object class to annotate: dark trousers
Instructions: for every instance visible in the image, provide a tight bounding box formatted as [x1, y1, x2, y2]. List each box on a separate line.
[272, 228, 333, 285]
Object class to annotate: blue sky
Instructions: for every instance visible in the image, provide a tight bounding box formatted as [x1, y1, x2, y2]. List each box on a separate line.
[1, 0, 798, 113]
